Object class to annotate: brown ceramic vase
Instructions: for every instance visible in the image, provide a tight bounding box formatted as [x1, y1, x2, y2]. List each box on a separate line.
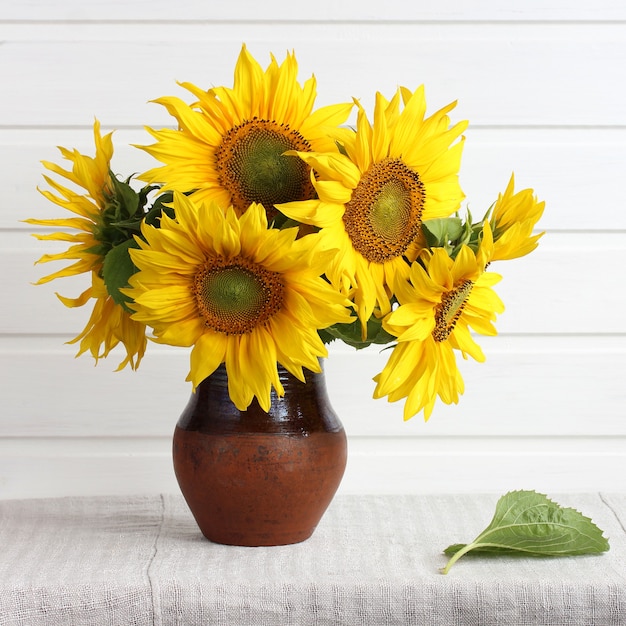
[172, 362, 347, 546]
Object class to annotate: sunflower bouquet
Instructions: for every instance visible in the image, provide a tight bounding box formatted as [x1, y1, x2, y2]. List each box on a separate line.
[27, 45, 544, 421]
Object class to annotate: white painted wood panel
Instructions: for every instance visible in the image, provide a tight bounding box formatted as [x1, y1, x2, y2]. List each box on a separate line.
[0, 0, 624, 498]
[1, 25, 624, 127]
[3, 0, 625, 22]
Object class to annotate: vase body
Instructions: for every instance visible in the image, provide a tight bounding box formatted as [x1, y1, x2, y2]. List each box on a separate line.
[172, 363, 347, 546]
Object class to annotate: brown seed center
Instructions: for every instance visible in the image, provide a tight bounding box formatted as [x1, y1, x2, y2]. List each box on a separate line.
[343, 158, 425, 263]
[432, 280, 473, 342]
[193, 256, 284, 334]
[214, 118, 315, 220]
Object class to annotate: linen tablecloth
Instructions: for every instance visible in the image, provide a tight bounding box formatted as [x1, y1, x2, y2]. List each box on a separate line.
[0, 493, 624, 625]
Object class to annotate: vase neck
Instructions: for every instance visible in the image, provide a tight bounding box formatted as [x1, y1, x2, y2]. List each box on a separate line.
[177, 362, 343, 435]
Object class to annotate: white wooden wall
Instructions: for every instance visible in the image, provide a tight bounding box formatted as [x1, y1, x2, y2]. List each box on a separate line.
[1, 1, 625, 499]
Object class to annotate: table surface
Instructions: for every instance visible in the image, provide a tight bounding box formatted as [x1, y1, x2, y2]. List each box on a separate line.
[0, 493, 625, 625]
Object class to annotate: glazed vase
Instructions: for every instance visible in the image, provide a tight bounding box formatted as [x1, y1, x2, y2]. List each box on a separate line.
[172, 362, 347, 546]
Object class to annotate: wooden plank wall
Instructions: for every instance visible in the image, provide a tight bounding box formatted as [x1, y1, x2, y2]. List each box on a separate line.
[1, 1, 625, 498]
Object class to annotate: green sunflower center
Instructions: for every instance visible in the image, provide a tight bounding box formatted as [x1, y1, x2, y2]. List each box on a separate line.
[343, 158, 425, 264]
[194, 257, 284, 334]
[432, 280, 473, 342]
[215, 119, 315, 219]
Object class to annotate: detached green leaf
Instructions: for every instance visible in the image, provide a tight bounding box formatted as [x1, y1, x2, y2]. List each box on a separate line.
[441, 490, 610, 574]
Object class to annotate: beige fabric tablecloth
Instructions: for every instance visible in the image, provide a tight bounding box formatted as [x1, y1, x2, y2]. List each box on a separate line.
[0, 493, 624, 625]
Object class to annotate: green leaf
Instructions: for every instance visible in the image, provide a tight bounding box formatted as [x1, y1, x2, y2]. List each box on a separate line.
[144, 191, 176, 227]
[102, 238, 140, 313]
[422, 217, 463, 249]
[323, 315, 395, 349]
[440, 490, 610, 574]
[109, 173, 141, 219]
[137, 183, 161, 213]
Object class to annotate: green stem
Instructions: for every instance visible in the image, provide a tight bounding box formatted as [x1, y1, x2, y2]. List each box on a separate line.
[440, 543, 476, 575]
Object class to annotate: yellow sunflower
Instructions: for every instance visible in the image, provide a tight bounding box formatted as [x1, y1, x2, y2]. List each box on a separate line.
[25, 120, 147, 370]
[490, 174, 545, 261]
[278, 87, 469, 333]
[373, 237, 504, 421]
[138, 45, 353, 221]
[124, 193, 353, 411]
